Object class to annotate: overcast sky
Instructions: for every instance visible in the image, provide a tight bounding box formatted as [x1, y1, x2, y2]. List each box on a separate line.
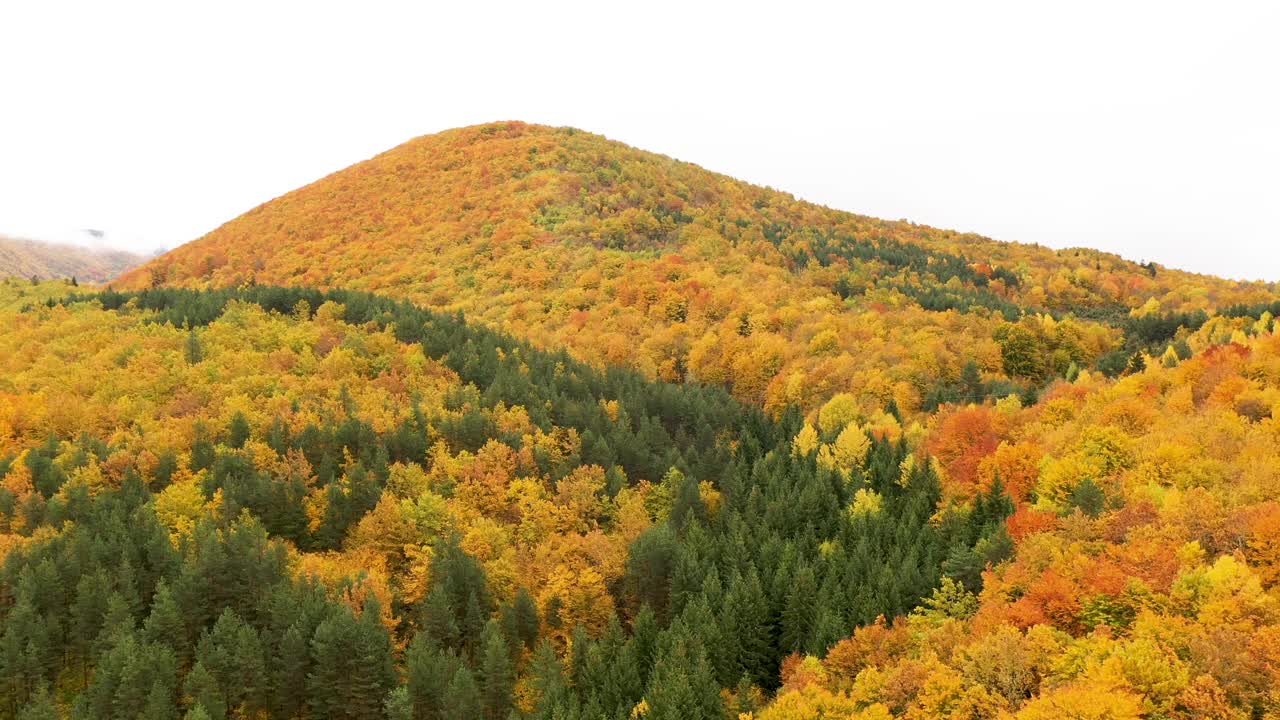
[2, 1, 1277, 280]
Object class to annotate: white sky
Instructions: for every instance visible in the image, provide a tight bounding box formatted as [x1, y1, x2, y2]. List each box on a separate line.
[2, 1, 1278, 280]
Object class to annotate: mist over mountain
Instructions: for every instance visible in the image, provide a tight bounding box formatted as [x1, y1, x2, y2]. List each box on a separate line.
[0, 233, 146, 282]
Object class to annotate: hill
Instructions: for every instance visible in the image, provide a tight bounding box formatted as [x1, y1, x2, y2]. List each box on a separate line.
[4, 123, 1280, 719]
[118, 122, 1277, 419]
[0, 234, 145, 283]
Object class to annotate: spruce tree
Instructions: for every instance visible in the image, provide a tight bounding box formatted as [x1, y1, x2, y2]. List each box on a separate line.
[779, 566, 816, 653]
[643, 633, 721, 720]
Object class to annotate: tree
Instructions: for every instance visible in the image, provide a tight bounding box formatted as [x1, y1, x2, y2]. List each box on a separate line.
[227, 413, 251, 450]
[527, 639, 567, 719]
[183, 661, 225, 720]
[306, 602, 395, 720]
[995, 323, 1046, 381]
[143, 579, 188, 666]
[185, 330, 203, 364]
[442, 666, 481, 719]
[643, 633, 721, 720]
[405, 633, 459, 720]
[504, 587, 540, 652]
[142, 680, 178, 720]
[478, 621, 514, 720]
[420, 584, 461, 649]
[384, 686, 413, 720]
[274, 623, 309, 719]
[1015, 684, 1142, 719]
[17, 685, 57, 720]
[1067, 478, 1106, 517]
[780, 566, 817, 654]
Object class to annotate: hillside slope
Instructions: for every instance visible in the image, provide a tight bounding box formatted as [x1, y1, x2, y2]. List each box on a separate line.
[0, 234, 144, 283]
[119, 122, 1277, 416]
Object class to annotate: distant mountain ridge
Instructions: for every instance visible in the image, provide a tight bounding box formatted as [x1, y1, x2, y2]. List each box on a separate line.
[0, 234, 145, 283]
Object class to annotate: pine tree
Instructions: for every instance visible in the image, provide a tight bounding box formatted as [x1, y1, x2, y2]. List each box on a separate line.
[142, 680, 178, 720]
[405, 632, 459, 720]
[112, 645, 152, 717]
[143, 579, 188, 667]
[724, 569, 771, 686]
[462, 590, 486, 658]
[228, 413, 251, 450]
[527, 639, 567, 720]
[71, 569, 109, 685]
[185, 330, 203, 365]
[419, 584, 460, 650]
[307, 602, 394, 720]
[352, 597, 397, 718]
[441, 666, 481, 719]
[16, 684, 57, 720]
[233, 622, 269, 714]
[604, 640, 643, 716]
[383, 686, 413, 720]
[569, 625, 592, 691]
[184, 661, 225, 720]
[273, 623, 309, 718]
[478, 620, 514, 720]
[506, 587, 540, 652]
[629, 605, 659, 689]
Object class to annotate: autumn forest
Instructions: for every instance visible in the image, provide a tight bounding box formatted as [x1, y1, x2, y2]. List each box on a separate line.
[3, 122, 1280, 720]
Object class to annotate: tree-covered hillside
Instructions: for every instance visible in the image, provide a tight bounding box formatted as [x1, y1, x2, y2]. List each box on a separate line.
[115, 122, 1277, 419]
[0, 284, 1005, 719]
[5, 122, 1280, 719]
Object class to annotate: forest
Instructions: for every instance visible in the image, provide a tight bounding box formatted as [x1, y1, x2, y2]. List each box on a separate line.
[1, 285, 1005, 719]
[3, 122, 1280, 719]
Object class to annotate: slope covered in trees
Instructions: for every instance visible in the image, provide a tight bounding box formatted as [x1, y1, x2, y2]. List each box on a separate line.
[7, 122, 1280, 719]
[116, 122, 1277, 419]
[760, 312, 1280, 719]
[0, 236, 144, 283]
[0, 283, 1005, 719]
